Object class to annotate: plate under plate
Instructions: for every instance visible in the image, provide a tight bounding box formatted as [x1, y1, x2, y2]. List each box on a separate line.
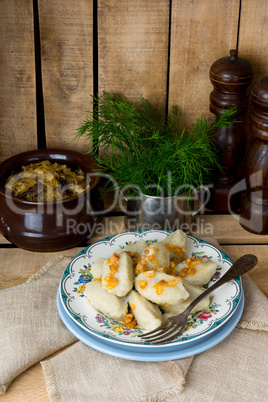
[57, 288, 244, 361]
[59, 230, 242, 348]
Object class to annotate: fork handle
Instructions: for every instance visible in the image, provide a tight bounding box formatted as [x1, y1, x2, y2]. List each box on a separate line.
[184, 254, 258, 315]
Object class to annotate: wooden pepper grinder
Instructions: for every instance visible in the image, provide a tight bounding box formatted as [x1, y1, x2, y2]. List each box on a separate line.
[240, 75, 268, 234]
[207, 49, 253, 212]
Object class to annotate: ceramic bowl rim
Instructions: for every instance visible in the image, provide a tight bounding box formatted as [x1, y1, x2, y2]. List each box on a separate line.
[0, 148, 100, 205]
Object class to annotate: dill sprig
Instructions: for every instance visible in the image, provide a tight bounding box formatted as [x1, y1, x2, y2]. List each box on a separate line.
[75, 92, 239, 196]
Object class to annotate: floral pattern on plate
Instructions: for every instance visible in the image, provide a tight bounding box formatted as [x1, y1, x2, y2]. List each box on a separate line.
[73, 265, 93, 295]
[59, 230, 242, 347]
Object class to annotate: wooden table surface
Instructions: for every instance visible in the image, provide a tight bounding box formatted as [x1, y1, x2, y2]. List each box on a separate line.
[0, 212, 267, 401]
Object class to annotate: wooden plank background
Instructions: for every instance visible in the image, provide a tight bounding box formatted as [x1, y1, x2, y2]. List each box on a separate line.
[238, 0, 268, 78]
[38, 0, 94, 151]
[98, 0, 170, 109]
[0, 0, 37, 162]
[0, 0, 267, 159]
[168, 0, 240, 127]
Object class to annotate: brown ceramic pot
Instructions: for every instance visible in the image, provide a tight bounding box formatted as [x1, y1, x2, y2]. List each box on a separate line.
[0, 149, 103, 251]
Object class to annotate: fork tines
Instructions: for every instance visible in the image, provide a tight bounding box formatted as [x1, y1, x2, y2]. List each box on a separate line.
[139, 321, 183, 344]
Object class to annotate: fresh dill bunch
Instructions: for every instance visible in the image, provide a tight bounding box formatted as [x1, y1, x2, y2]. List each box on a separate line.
[75, 92, 239, 197]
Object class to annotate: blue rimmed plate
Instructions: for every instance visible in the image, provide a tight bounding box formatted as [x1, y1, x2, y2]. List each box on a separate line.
[57, 288, 244, 360]
[59, 230, 242, 347]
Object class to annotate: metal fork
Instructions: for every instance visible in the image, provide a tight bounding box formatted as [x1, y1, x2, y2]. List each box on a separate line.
[139, 254, 258, 344]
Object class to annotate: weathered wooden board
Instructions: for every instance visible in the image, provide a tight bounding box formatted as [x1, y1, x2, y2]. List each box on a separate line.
[0, 0, 37, 163]
[86, 214, 268, 245]
[191, 214, 268, 245]
[238, 0, 268, 80]
[223, 245, 268, 297]
[98, 0, 170, 109]
[1, 214, 268, 248]
[168, 0, 240, 127]
[0, 248, 76, 290]
[38, 0, 94, 152]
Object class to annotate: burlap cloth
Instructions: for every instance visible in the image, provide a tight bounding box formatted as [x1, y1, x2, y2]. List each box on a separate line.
[0, 240, 268, 401]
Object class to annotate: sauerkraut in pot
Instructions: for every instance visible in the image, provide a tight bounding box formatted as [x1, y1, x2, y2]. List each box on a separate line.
[4, 160, 90, 201]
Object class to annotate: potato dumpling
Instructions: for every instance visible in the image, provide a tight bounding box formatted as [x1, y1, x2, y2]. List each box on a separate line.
[140, 242, 170, 271]
[102, 251, 134, 297]
[127, 290, 164, 330]
[115, 239, 148, 265]
[135, 271, 189, 305]
[161, 281, 210, 315]
[90, 257, 106, 278]
[84, 280, 128, 320]
[164, 229, 187, 249]
[176, 257, 217, 286]
[122, 239, 148, 258]
[163, 229, 187, 263]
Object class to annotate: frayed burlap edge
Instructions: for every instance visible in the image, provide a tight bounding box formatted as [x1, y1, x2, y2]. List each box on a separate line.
[41, 358, 189, 402]
[237, 320, 268, 331]
[138, 385, 183, 402]
[0, 383, 10, 395]
[27, 256, 72, 282]
[41, 361, 61, 402]
[137, 359, 191, 402]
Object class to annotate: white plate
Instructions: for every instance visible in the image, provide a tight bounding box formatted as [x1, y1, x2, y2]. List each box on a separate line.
[59, 230, 241, 347]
